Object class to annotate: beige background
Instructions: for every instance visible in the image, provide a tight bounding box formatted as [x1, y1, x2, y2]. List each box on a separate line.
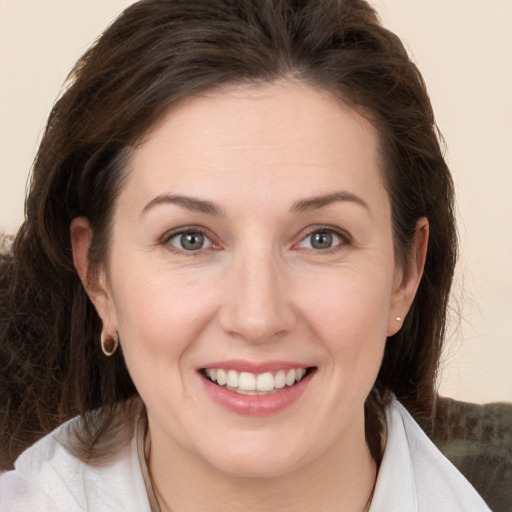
[1, 1, 511, 403]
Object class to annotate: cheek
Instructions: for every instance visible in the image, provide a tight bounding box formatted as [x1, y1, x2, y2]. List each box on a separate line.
[300, 271, 393, 343]
[109, 260, 218, 364]
[296, 267, 393, 391]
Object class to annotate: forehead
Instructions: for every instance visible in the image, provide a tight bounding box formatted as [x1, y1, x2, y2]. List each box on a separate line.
[123, 80, 386, 210]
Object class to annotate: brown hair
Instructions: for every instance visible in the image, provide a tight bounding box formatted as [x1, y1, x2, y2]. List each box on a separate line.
[0, 0, 456, 469]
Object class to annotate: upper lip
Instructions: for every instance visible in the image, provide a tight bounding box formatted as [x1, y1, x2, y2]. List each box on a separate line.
[198, 360, 313, 373]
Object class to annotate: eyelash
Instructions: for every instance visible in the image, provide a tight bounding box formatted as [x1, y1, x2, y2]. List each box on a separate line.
[160, 225, 351, 255]
[295, 225, 351, 254]
[161, 227, 218, 255]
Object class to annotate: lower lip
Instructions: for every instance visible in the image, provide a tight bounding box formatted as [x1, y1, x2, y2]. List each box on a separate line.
[201, 371, 314, 416]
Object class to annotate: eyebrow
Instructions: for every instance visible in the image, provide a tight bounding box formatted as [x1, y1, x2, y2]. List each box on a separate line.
[291, 191, 370, 214]
[140, 190, 369, 218]
[140, 194, 221, 217]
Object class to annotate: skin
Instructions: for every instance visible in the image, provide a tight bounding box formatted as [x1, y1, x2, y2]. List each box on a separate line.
[72, 81, 428, 512]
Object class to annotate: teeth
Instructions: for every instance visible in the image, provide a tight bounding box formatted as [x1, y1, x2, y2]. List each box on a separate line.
[285, 369, 296, 386]
[256, 372, 274, 391]
[226, 370, 239, 388]
[216, 369, 227, 386]
[296, 368, 306, 381]
[239, 372, 256, 391]
[204, 367, 309, 393]
[274, 370, 286, 389]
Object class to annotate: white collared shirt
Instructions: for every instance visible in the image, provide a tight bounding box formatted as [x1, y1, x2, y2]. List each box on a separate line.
[370, 399, 491, 511]
[0, 398, 491, 511]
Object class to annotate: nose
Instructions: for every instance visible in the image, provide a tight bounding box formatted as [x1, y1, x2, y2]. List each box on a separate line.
[218, 248, 297, 344]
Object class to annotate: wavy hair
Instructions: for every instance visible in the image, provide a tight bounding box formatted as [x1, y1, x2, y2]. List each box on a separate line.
[0, 0, 456, 469]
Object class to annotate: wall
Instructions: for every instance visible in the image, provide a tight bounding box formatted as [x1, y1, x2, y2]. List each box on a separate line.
[1, 0, 511, 403]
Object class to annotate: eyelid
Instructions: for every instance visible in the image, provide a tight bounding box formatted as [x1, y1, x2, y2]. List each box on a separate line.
[160, 226, 221, 253]
[294, 225, 352, 251]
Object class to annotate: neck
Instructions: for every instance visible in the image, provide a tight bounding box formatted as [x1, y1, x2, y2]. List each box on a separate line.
[148, 416, 376, 512]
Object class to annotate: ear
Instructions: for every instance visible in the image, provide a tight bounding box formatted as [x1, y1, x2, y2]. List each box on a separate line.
[387, 218, 429, 336]
[70, 217, 118, 336]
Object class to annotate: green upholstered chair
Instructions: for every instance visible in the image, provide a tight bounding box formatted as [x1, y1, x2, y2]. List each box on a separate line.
[418, 396, 512, 512]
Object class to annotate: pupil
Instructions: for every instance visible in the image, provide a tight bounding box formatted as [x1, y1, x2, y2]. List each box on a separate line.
[312, 232, 332, 249]
[182, 232, 204, 250]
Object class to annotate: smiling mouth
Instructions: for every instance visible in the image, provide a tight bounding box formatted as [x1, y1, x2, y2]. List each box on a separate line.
[201, 367, 316, 395]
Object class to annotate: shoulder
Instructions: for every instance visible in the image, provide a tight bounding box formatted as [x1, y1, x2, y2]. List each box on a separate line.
[370, 397, 492, 511]
[0, 419, 89, 511]
[0, 415, 150, 512]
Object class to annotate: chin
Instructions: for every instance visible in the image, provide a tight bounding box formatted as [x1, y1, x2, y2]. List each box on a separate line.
[200, 442, 307, 479]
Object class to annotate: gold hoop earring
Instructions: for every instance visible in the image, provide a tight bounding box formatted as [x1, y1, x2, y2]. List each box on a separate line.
[101, 332, 119, 356]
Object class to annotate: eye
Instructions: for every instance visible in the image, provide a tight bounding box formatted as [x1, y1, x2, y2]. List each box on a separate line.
[167, 230, 213, 251]
[298, 229, 346, 251]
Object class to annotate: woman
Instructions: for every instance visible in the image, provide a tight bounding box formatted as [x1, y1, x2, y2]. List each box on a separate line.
[0, 0, 493, 510]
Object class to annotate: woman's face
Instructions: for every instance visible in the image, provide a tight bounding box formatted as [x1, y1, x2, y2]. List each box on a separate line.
[76, 81, 424, 478]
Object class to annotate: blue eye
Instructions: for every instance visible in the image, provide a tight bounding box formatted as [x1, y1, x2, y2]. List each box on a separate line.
[299, 230, 344, 250]
[168, 231, 212, 251]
